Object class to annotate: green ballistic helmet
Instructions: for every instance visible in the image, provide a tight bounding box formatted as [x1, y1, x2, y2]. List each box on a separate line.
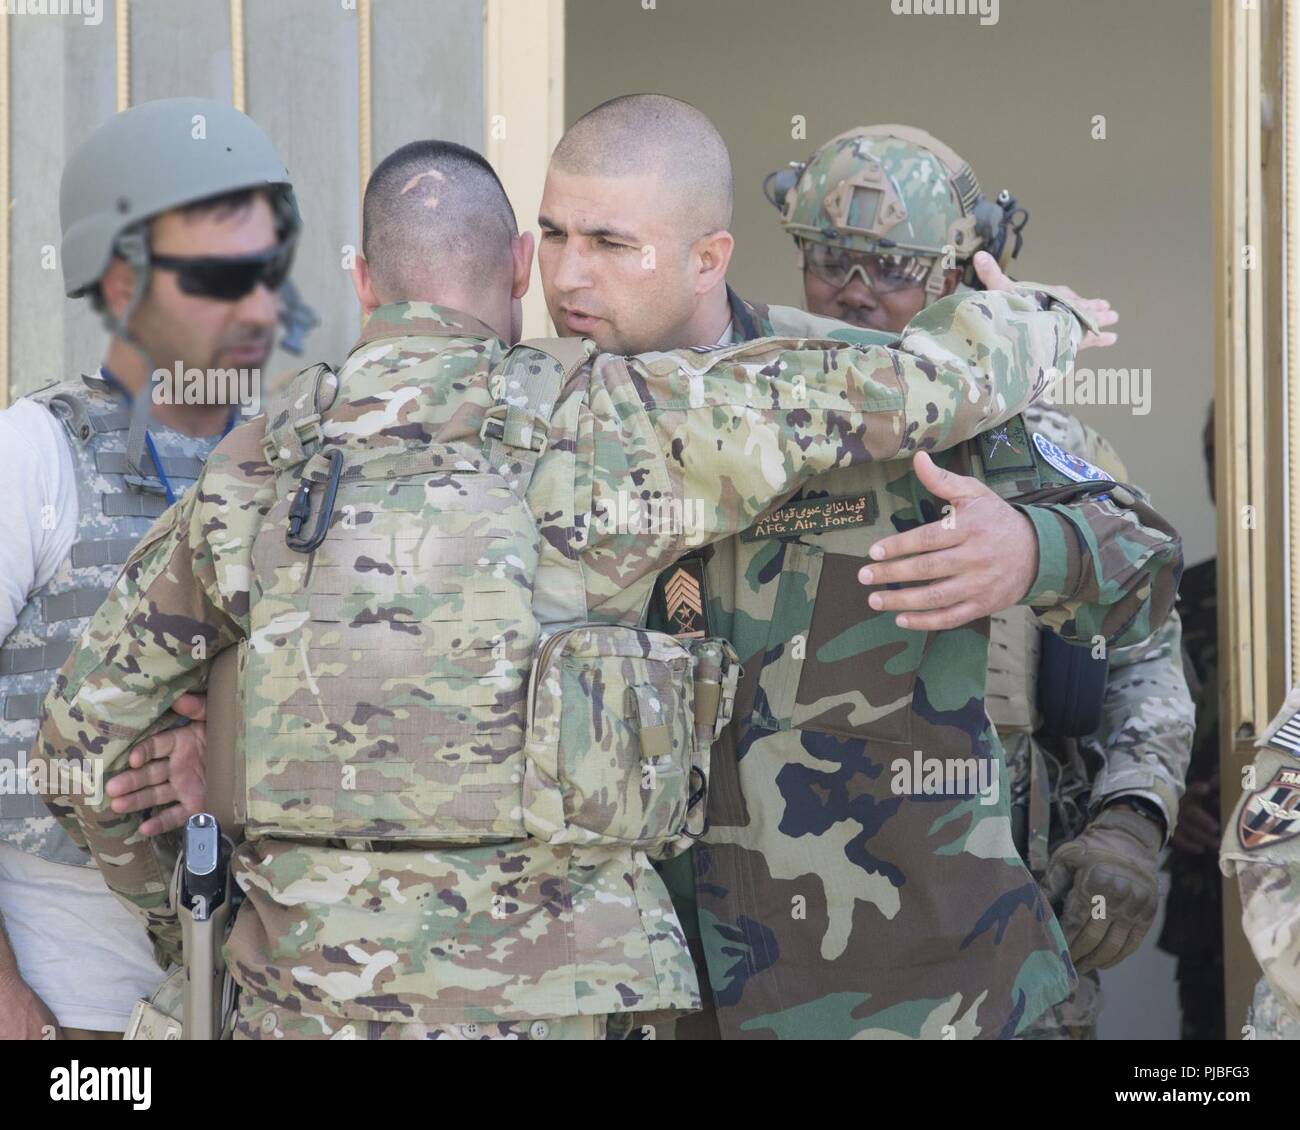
[766, 124, 1026, 304]
[60, 96, 300, 298]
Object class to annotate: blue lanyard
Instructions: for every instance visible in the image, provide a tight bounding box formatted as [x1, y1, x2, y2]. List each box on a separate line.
[99, 366, 236, 506]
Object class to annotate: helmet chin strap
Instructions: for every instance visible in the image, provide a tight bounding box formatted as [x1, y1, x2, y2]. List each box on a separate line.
[100, 226, 168, 493]
[923, 259, 948, 307]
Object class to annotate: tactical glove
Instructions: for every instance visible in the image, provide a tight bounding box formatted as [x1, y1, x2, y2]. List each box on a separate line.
[1041, 801, 1163, 973]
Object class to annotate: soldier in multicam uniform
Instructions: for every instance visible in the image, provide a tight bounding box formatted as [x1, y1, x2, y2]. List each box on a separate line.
[1222, 685, 1300, 1040]
[0, 97, 300, 1039]
[36, 137, 1112, 1040]
[772, 125, 1195, 1039]
[536, 96, 1183, 1039]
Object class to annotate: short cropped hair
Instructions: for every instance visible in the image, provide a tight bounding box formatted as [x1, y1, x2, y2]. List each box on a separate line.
[552, 94, 733, 237]
[362, 140, 518, 300]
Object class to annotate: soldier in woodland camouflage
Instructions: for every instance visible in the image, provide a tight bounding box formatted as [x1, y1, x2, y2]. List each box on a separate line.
[777, 125, 1194, 1040]
[537, 97, 1183, 1039]
[37, 139, 1110, 1039]
[0, 98, 299, 1039]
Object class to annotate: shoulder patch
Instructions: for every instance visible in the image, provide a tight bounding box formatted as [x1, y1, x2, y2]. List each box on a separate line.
[978, 416, 1036, 478]
[1032, 431, 1112, 484]
[1240, 767, 1300, 850]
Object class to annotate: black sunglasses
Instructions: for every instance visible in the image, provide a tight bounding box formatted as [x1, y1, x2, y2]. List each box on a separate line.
[150, 241, 295, 302]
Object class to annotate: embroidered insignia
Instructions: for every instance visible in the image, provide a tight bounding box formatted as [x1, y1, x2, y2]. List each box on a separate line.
[978, 416, 1036, 478]
[1239, 767, 1300, 850]
[740, 494, 878, 541]
[1032, 431, 1112, 484]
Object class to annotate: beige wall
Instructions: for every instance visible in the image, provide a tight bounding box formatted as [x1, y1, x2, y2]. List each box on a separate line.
[566, 0, 1215, 567]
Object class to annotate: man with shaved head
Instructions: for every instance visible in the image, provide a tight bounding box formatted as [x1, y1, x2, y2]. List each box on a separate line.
[38, 135, 1117, 1039]
[538, 95, 1182, 1040]
[542, 94, 738, 353]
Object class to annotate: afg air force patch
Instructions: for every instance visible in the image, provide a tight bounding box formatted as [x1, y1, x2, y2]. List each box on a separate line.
[1032, 432, 1112, 485]
[1239, 767, 1300, 850]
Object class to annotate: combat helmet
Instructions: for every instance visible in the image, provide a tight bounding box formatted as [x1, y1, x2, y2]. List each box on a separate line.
[60, 96, 299, 299]
[765, 124, 1027, 304]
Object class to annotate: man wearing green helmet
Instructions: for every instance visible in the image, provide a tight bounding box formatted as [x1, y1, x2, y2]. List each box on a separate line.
[772, 124, 1195, 1039]
[0, 96, 301, 1039]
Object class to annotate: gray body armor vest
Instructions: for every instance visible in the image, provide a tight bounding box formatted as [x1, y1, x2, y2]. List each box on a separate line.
[0, 374, 221, 866]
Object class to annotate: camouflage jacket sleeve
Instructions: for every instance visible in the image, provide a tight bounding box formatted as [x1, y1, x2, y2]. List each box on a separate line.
[1084, 610, 1195, 833]
[31, 421, 273, 963]
[1021, 404, 1193, 830]
[574, 284, 1087, 592]
[1013, 473, 1181, 649]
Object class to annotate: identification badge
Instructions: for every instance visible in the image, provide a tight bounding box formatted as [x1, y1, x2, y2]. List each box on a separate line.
[740, 493, 878, 541]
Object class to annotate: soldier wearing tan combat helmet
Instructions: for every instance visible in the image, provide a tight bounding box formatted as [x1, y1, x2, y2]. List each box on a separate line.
[771, 124, 1194, 1039]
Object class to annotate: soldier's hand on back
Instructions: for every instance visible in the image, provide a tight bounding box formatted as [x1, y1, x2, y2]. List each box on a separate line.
[1041, 802, 1163, 973]
[855, 451, 1039, 630]
[107, 692, 208, 837]
[0, 969, 60, 1040]
[971, 252, 1119, 351]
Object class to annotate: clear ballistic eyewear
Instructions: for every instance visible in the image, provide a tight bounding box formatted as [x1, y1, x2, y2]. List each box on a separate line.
[802, 240, 933, 294]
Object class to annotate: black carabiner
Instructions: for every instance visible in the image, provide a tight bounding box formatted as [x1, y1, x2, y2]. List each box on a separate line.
[286, 447, 344, 553]
[682, 764, 710, 840]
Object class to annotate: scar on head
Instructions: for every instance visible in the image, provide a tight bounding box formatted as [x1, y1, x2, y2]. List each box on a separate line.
[399, 169, 446, 208]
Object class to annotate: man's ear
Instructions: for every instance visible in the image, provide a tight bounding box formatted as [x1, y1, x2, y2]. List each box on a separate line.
[941, 267, 963, 298]
[512, 231, 535, 300]
[99, 257, 138, 319]
[351, 254, 381, 315]
[692, 229, 735, 296]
